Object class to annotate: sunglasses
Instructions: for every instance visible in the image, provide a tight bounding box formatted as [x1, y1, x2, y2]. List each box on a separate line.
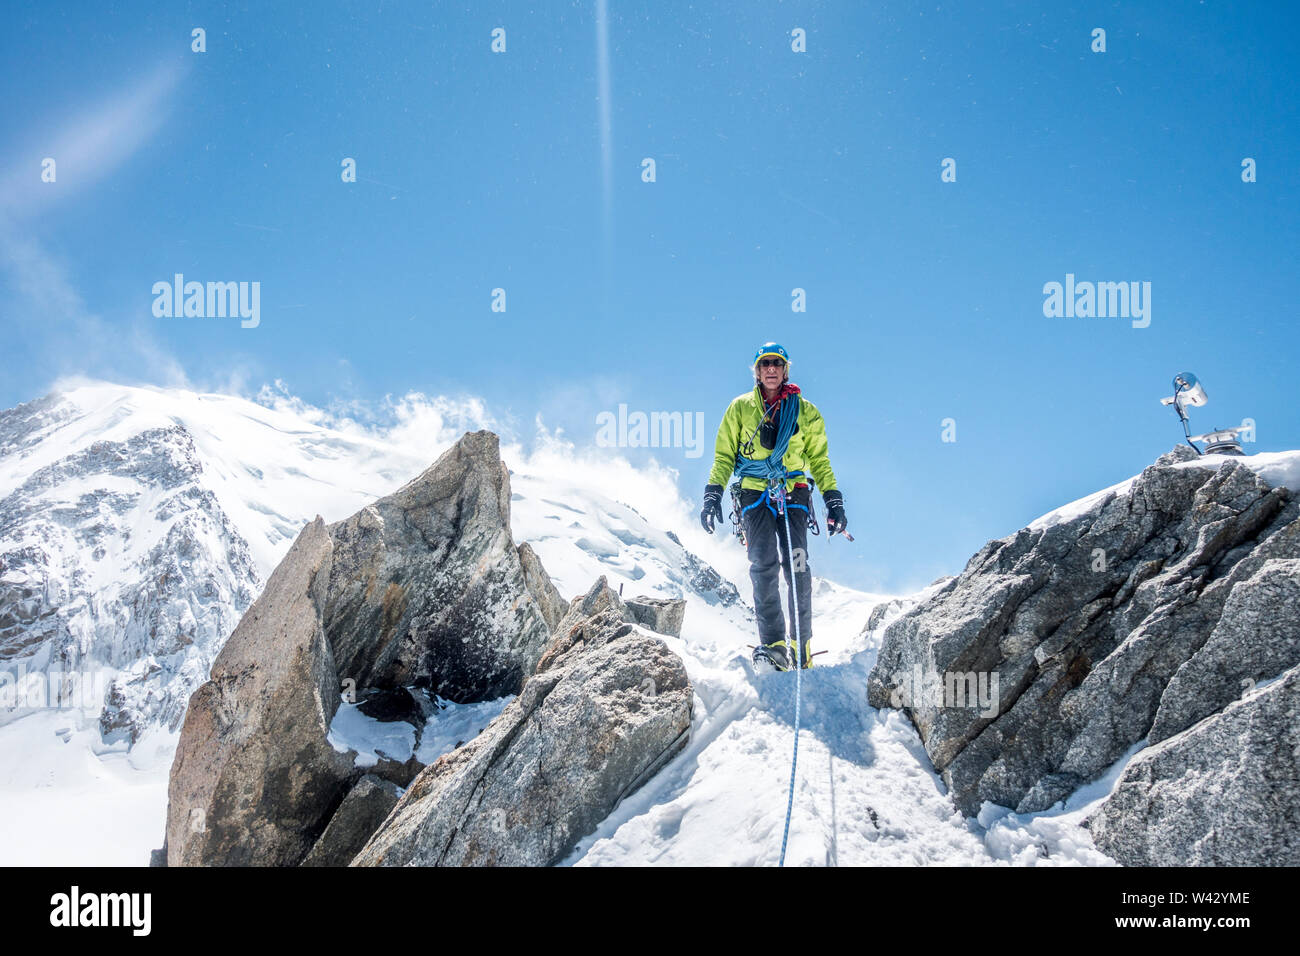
[758, 358, 786, 368]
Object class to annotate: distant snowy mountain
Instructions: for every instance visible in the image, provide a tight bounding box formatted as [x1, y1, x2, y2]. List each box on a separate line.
[0, 384, 427, 743]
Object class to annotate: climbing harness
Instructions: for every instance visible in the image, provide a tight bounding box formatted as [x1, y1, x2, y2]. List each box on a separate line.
[731, 478, 820, 540]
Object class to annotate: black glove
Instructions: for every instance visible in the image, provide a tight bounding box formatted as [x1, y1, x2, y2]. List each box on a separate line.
[700, 484, 724, 533]
[823, 489, 847, 536]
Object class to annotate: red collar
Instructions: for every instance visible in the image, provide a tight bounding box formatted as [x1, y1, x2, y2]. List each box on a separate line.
[760, 382, 801, 409]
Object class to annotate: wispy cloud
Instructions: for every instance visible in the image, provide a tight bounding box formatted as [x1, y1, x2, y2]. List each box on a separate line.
[0, 61, 188, 392]
[0, 61, 185, 216]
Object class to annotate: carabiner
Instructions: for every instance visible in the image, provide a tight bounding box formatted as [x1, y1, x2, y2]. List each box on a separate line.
[767, 477, 787, 516]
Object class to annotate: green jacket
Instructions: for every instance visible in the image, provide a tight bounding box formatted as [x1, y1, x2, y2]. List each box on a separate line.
[708, 386, 839, 493]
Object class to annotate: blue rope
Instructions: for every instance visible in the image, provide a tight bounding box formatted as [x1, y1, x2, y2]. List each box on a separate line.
[734, 392, 802, 485]
[778, 499, 803, 867]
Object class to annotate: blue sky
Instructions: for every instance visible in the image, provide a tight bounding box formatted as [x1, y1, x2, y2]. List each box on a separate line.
[1, 1, 1298, 594]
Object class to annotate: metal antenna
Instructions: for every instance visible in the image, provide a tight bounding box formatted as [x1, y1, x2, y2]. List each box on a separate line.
[1159, 372, 1247, 456]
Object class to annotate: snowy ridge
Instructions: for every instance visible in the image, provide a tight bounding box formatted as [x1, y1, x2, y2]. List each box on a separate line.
[1028, 447, 1300, 531]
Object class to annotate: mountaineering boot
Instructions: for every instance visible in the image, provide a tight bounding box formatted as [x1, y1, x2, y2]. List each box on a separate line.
[795, 637, 814, 670]
[751, 640, 792, 672]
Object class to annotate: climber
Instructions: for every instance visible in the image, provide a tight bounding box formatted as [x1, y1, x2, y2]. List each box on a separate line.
[699, 342, 847, 671]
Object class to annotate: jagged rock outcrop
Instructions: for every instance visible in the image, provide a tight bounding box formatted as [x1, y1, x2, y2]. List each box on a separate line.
[517, 542, 569, 633]
[1086, 662, 1300, 865]
[166, 431, 555, 866]
[863, 593, 933, 639]
[166, 518, 353, 866]
[624, 595, 686, 637]
[864, 598, 908, 636]
[301, 774, 402, 867]
[539, 577, 635, 670]
[352, 577, 694, 867]
[321, 431, 551, 701]
[866, 447, 1300, 846]
[1149, 556, 1300, 742]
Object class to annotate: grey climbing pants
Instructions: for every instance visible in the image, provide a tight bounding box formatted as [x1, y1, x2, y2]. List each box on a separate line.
[740, 485, 813, 661]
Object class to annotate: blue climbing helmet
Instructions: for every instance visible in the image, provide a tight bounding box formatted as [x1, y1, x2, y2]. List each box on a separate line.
[736, 340, 803, 485]
[753, 342, 791, 368]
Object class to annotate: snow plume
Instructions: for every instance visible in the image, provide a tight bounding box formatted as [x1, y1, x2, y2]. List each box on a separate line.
[242, 380, 706, 542]
[250, 379, 501, 450]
